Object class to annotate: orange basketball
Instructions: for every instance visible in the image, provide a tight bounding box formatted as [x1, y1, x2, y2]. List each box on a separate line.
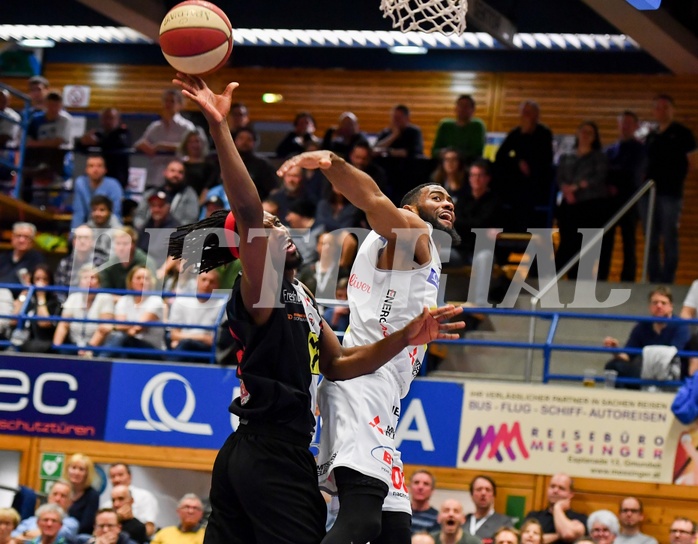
[159, 0, 233, 76]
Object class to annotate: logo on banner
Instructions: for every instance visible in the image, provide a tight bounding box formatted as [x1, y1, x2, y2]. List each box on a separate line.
[462, 422, 529, 463]
[125, 372, 213, 435]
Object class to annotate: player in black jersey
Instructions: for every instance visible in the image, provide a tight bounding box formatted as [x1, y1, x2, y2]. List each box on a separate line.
[172, 73, 463, 544]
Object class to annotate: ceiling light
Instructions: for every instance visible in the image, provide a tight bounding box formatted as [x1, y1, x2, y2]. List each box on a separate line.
[388, 45, 428, 54]
[18, 38, 55, 48]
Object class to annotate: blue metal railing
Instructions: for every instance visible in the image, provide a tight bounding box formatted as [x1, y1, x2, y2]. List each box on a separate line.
[0, 283, 229, 364]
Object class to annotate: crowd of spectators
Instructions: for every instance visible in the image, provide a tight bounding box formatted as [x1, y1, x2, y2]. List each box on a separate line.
[1, 76, 698, 373]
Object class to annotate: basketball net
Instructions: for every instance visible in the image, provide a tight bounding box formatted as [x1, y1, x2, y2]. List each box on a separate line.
[380, 0, 468, 35]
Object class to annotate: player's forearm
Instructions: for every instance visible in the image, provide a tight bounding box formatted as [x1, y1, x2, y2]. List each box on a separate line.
[325, 327, 412, 381]
[324, 153, 388, 212]
[208, 121, 263, 224]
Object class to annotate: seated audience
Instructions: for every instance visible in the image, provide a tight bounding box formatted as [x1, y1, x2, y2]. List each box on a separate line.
[168, 269, 225, 361]
[465, 475, 514, 543]
[133, 159, 199, 230]
[136, 191, 180, 269]
[11, 264, 61, 353]
[99, 228, 157, 291]
[322, 276, 350, 332]
[268, 163, 317, 224]
[432, 95, 486, 163]
[232, 127, 280, 201]
[520, 519, 545, 544]
[100, 266, 165, 360]
[348, 141, 388, 195]
[75, 107, 132, 188]
[588, 510, 619, 544]
[26, 91, 73, 150]
[0, 222, 46, 294]
[13, 481, 78, 542]
[0, 288, 14, 344]
[0, 89, 21, 149]
[177, 129, 217, 198]
[275, 111, 320, 158]
[430, 499, 481, 544]
[322, 112, 367, 158]
[374, 104, 424, 158]
[63, 454, 100, 535]
[24, 504, 68, 544]
[149, 494, 205, 544]
[615, 498, 656, 544]
[668, 518, 696, 544]
[102, 463, 158, 538]
[604, 286, 690, 387]
[0, 508, 20, 544]
[493, 528, 519, 544]
[54, 225, 108, 303]
[87, 196, 123, 259]
[70, 154, 123, 232]
[413, 534, 437, 544]
[109, 487, 147, 544]
[315, 184, 361, 232]
[76, 508, 137, 544]
[524, 473, 587, 544]
[53, 265, 114, 354]
[410, 470, 440, 535]
[198, 193, 228, 220]
[227, 101, 250, 134]
[135, 88, 196, 187]
[432, 147, 470, 203]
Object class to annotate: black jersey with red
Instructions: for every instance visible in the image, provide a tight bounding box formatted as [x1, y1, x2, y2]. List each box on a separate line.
[227, 275, 323, 440]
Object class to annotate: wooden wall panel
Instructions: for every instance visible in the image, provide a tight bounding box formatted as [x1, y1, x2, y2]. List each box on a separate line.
[3, 65, 698, 283]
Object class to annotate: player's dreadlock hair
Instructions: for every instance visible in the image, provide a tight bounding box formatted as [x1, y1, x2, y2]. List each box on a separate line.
[168, 209, 239, 273]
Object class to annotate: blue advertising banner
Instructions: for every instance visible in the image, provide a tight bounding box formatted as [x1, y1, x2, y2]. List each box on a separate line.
[104, 361, 240, 449]
[397, 380, 464, 467]
[0, 355, 112, 440]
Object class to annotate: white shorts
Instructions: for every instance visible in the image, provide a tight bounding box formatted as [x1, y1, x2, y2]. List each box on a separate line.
[317, 366, 401, 494]
[383, 448, 412, 515]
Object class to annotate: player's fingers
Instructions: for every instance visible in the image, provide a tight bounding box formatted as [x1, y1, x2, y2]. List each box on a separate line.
[224, 82, 240, 96]
[439, 321, 465, 331]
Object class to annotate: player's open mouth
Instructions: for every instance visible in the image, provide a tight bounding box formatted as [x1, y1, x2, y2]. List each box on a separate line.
[286, 239, 297, 253]
[439, 211, 453, 227]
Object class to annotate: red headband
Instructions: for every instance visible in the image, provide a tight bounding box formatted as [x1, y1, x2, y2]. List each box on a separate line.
[224, 211, 240, 259]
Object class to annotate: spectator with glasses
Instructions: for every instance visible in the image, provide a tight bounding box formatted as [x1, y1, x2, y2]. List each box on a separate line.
[615, 498, 656, 544]
[669, 519, 696, 544]
[150, 494, 205, 544]
[77, 508, 137, 544]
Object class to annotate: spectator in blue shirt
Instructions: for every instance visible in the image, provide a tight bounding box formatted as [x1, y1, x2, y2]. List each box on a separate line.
[604, 286, 690, 388]
[71, 154, 123, 232]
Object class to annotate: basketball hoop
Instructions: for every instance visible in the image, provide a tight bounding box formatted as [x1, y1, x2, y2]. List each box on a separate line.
[380, 0, 468, 35]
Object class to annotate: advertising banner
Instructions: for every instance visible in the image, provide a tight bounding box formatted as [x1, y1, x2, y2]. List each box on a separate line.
[457, 381, 684, 483]
[0, 355, 111, 439]
[104, 361, 240, 449]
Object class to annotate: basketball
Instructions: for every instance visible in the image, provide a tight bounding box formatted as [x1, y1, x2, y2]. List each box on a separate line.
[159, 0, 233, 76]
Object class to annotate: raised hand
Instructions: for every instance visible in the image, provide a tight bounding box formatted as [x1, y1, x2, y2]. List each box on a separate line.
[277, 150, 334, 177]
[403, 305, 465, 346]
[172, 72, 238, 125]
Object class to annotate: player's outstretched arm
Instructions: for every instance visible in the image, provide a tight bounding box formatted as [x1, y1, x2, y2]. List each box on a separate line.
[319, 305, 464, 381]
[277, 150, 421, 240]
[173, 73, 274, 324]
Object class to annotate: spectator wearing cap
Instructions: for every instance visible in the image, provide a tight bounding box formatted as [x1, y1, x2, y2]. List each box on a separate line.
[70, 154, 124, 232]
[133, 159, 199, 230]
[232, 126, 280, 200]
[137, 191, 180, 268]
[27, 75, 50, 115]
[200, 193, 228, 219]
[286, 199, 323, 266]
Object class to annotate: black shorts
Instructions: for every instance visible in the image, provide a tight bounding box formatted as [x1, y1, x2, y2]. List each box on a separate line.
[204, 426, 327, 544]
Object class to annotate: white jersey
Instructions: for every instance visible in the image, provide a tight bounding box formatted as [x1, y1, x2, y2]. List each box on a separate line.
[344, 227, 441, 398]
[317, 226, 441, 495]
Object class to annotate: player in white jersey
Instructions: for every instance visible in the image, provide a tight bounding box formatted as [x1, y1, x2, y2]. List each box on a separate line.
[278, 151, 462, 544]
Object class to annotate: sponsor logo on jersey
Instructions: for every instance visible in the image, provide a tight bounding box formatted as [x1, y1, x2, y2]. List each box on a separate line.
[317, 452, 337, 476]
[379, 289, 397, 336]
[282, 287, 302, 304]
[427, 268, 440, 288]
[348, 273, 372, 293]
[370, 445, 395, 469]
[369, 415, 395, 438]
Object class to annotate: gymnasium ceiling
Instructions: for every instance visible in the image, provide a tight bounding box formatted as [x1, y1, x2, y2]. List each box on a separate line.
[2, 0, 698, 73]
